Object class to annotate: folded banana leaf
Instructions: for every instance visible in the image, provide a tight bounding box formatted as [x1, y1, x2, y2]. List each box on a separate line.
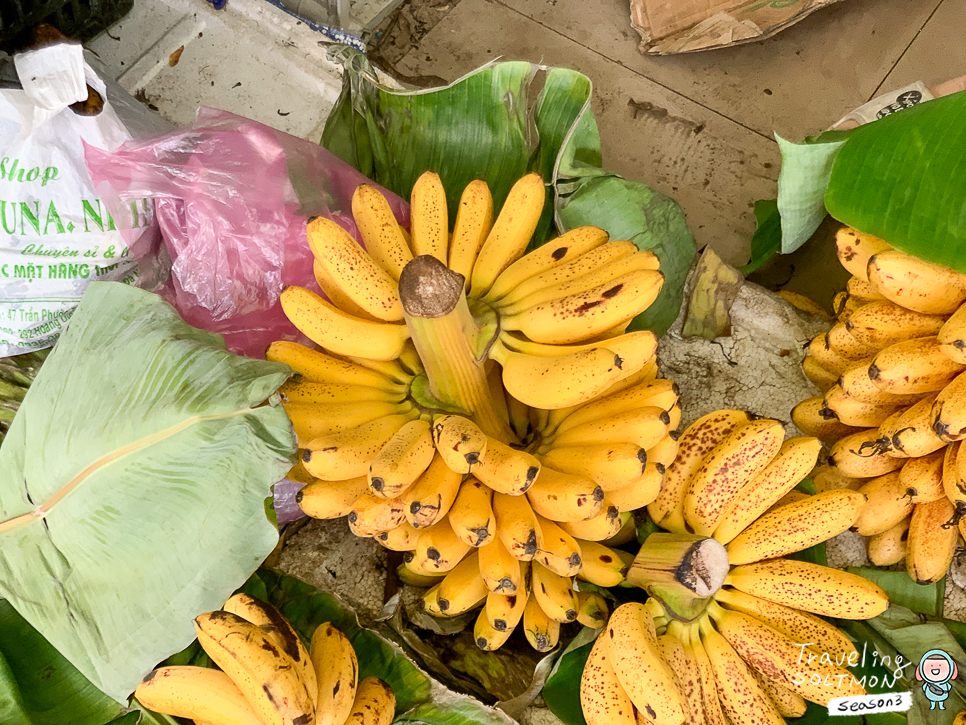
[0, 282, 297, 703]
[321, 48, 696, 336]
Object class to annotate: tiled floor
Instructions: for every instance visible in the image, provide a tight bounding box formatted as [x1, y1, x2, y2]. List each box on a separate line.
[389, 0, 953, 269]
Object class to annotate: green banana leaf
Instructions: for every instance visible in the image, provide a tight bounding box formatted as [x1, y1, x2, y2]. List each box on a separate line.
[321, 48, 696, 336]
[0, 282, 297, 703]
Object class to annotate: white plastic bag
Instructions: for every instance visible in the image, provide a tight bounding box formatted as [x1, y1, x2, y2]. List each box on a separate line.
[0, 42, 166, 356]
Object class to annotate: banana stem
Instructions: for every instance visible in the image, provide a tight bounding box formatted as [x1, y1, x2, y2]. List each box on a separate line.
[399, 255, 512, 442]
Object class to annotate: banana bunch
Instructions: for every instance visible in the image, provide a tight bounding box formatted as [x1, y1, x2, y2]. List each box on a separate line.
[581, 410, 889, 725]
[135, 592, 395, 725]
[793, 226, 966, 583]
[275, 171, 675, 651]
[0, 349, 48, 446]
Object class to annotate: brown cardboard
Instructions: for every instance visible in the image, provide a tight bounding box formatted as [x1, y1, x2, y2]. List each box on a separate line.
[630, 0, 847, 55]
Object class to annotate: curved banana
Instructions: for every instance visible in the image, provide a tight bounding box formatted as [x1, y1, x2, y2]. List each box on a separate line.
[846, 300, 947, 348]
[344, 677, 395, 725]
[931, 370, 966, 441]
[899, 449, 946, 503]
[649, 410, 755, 532]
[313, 258, 378, 321]
[527, 467, 604, 523]
[812, 463, 862, 493]
[827, 429, 901, 478]
[423, 550, 487, 615]
[938, 302, 966, 364]
[302, 412, 417, 480]
[907, 496, 958, 584]
[580, 622, 637, 725]
[431, 414, 488, 474]
[839, 359, 920, 405]
[474, 607, 515, 651]
[683, 418, 785, 536]
[134, 666, 264, 725]
[351, 184, 413, 280]
[475, 437, 541, 495]
[558, 502, 623, 541]
[866, 517, 910, 566]
[605, 463, 664, 512]
[545, 406, 669, 451]
[478, 536, 524, 593]
[413, 520, 472, 573]
[806, 333, 861, 377]
[835, 227, 892, 283]
[280, 286, 410, 361]
[347, 494, 406, 537]
[493, 492, 542, 561]
[447, 180, 494, 286]
[655, 630, 704, 725]
[375, 520, 420, 551]
[266, 341, 405, 391]
[802, 355, 840, 392]
[484, 568, 531, 631]
[753, 668, 811, 718]
[401, 452, 463, 529]
[725, 559, 889, 619]
[725, 489, 866, 565]
[822, 384, 899, 428]
[297, 477, 370, 520]
[522, 595, 561, 652]
[194, 612, 314, 725]
[310, 622, 359, 725]
[409, 171, 448, 262]
[368, 418, 435, 498]
[824, 322, 879, 360]
[847, 275, 887, 303]
[279, 380, 405, 406]
[534, 513, 583, 577]
[448, 478, 496, 547]
[549, 378, 678, 438]
[647, 433, 680, 469]
[285, 400, 410, 448]
[486, 225, 611, 303]
[714, 437, 823, 543]
[867, 249, 966, 315]
[540, 442, 648, 492]
[575, 539, 634, 587]
[869, 336, 965, 395]
[689, 637, 729, 725]
[853, 471, 913, 536]
[531, 562, 578, 623]
[575, 590, 609, 629]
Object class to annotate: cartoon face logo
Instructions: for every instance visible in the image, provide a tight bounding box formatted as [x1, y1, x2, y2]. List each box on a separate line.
[916, 649, 958, 710]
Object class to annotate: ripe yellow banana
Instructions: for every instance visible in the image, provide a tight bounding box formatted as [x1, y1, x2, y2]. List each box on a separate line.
[222, 594, 316, 708]
[802, 355, 840, 392]
[689, 637, 730, 725]
[502, 269, 664, 345]
[194, 611, 314, 725]
[883, 394, 945, 457]
[474, 607, 515, 651]
[448, 478, 496, 547]
[302, 412, 417, 480]
[605, 463, 664, 512]
[368, 418, 435, 498]
[280, 286, 410, 361]
[580, 622, 637, 725]
[522, 594, 560, 652]
[839, 360, 921, 405]
[811, 463, 862, 493]
[938, 301, 966, 364]
[822, 384, 899, 428]
[306, 217, 403, 322]
[351, 184, 413, 280]
[899, 448, 946, 503]
[751, 672, 805, 718]
[399, 555, 446, 584]
[649, 409, 756, 532]
[413, 520, 472, 573]
[549, 378, 678, 438]
[575, 539, 634, 587]
[647, 433, 679, 468]
[284, 400, 410, 448]
[683, 418, 785, 536]
[931, 370, 966, 441]
[409, 171, 448, 262]
[576, 590, 609, 629]
[824, 322, 879, 359]
[867, 249, 966, 315]
[943, 441, 966, 518]
[347, 494, 406, 537]
[605, 602, 687, 725]
[655, 630, 704, 725]
[726, 489, 866, 565]
[827, 428, 901, 478]
[478, 536, 524, 593]
[847, 275, 887, 303]
[853, 471, 913, 536]
[545, 406, 670, 451]
[447, 180, 494, 286]
[602, 514, 637, 546]
[866, 516, 910, 566]
[474, 437, 541, 495]
[401, 453, 462, 529]
[344, 677, 395, 725]
[375, 520, 420, 551]
[468, 173, 545, 297]
[484, 566, 531, 630]
[725, 559, 889, 619]
[279, 380, 405, 406]
[493, 492, 542, 561]
[906, 496, 957, 584]
[846, 299, 947, 348]
[431, 414, 487, 474]
[134, 666, 264, 725]
[526, 467, 604, 523]
[313, 258, 379, 321]
[835, 227, 892, 283]
[310, 622, 358, 725]
[558, 502, 623, 541]
[540, 442, 647, 492]
[836, 292, 864, 322]
[423, 550, 487, 615]
[266, 341, 405, 391]
[297, 477, 370, 519]
[533, 513, 583, 576]
[486, 226, 611, 303]
[806, 334, 861, 377]
[531, 562, 579, 623]
[714, 437, 823, 544]
[868, 335, 965, 395]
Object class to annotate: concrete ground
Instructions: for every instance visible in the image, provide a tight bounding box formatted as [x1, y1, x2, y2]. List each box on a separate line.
[370, 0, 959, 280]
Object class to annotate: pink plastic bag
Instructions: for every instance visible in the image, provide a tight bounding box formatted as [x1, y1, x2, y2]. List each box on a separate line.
[85, 107, 409, 357]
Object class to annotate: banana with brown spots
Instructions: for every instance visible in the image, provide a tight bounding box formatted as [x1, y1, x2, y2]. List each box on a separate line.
[343, 677, 395, 725]
[310, 622, 358, 725]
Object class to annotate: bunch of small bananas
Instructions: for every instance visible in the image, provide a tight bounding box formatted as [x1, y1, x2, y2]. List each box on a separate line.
[274, 170, 677, 651]
[581, 410, 890, 725]
[135, 593, 393, 725]
[0, 349, 48, 446]
[793, 227, 966, 583]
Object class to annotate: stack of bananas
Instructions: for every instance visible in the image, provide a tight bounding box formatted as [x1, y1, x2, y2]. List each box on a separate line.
[135, 593, 394, 725]
[0, 349, 48, 446]
[581, 410, 889, 725]
[793, 227, 966, 583]
[273, 171, 678, 651]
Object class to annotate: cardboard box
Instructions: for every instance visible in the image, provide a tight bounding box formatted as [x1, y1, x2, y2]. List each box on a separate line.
[630, 0, 846, 55]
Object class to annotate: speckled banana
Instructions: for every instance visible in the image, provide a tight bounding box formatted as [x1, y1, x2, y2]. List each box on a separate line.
[540, 442, 649, 491]
[430, 414, 487, 473]
[422, 550, 487, 616]
[899, 449, 946, 503]
[280, 286, 410, 361]
[351, 184, 413, 280]
[473, 436, 541, 495]
[296, 476, 370, 520]
[409, 171, 448, 262]
[448, 477, 496, 547]
[802, 355, 840, 392]
[134, 666, 264, 725]
[791, 395, 858, 442]
[847, 275, 886, 303]
[194, 611, 314, 725]
[527, 467, 604, 523]
[467, 172, 545, 297]
[302, 412, 417, 480]
[714, 437, 823, 544]
[547, 378, 678, 438]
[279, 379, 406, 407]
[266, 341, 407, 392]
[868, 336, 965, 395]
[828, 429, 902, 478]
[683, 418, 785, 536]
[656, 627, 704, 725]
[835, 227, 892, 283]
[853, 471, 913, 536]
[580, 625, 638, 725]
[401, 453, 462, 529]
[725, 559, 889, 619]
[367, 418, 435, 497]
[907, 496, 958, 584]
[822, 384, 900, 427]
[930, 370, 966, 441]
[939, 302, 966, 364]
[824, 322, 879, 360]
[867, 249, 966, 315]
[846, 300, 947, 348]
[689, 636, 729, 725]
[725, 489, 866, 565]
[447, 180, 494, 285]
[806, 334, 860, 377]
[284, 401, 412, 448]
[310, 622, 359, 725]
[839, 359, 920, 405]
[343, 677, 395, 725]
